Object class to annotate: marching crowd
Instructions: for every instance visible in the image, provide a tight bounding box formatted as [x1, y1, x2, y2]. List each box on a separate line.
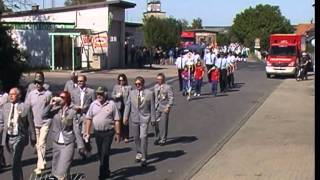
[175, 47, 240, 99]
[0, 43, 245, 180]
[0, 71, 173, 180]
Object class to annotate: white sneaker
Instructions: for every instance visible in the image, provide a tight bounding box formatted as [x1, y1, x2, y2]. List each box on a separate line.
[34, 168, 42, 175]
[135, 153, 142, 160]
[193, 93, 197, 97]
[197, 94, 200, 96]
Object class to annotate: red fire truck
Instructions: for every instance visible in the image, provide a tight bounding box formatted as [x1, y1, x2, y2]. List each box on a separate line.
[265, 34, 306, 78]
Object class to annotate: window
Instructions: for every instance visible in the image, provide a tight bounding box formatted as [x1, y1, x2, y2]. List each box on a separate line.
[269, 46, 296, 56]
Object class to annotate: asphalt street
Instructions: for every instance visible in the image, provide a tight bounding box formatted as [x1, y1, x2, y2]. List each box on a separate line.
[0, 61, 283, 180]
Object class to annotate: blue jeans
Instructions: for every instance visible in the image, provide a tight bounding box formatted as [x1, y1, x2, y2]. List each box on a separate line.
[195, 79, 203, 94]
[211, 80, 218, 96]
[182, 79, 189, 93]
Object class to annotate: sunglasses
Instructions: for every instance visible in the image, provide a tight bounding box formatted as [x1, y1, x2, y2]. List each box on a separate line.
[34, 81, 43, 84]
[77, 80, 84, 82]
[119, 79, 125, 81]
[96, 92, 105, 96]
[135, 83, 142, 86]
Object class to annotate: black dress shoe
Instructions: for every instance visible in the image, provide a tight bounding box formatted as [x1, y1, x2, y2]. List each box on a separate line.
[141, 160, 147, 167]
[159, 141, 166, 146]
[154, 140, 159, 145]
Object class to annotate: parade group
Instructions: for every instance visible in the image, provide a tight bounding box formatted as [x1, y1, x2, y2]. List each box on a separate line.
[0, 43, 247, 180]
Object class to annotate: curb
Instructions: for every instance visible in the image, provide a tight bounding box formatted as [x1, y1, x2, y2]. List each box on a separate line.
[179, 81, 282, 180]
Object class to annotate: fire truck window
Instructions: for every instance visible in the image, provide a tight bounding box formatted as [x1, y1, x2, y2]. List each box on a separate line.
[269, 46, 296, 56]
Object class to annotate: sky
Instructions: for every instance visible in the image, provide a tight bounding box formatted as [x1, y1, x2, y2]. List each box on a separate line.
[31, 0, 314, 26]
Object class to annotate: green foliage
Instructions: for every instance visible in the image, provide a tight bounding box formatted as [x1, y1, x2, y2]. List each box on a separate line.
[142, 16, 182, 49]
[230, 4, 294, 50]
[217, 33, 231, 46]
[179, 19, 190, 30]
[0, 24, 27, 91]
[65, 0, 103, 6]
[191, 17, 202, 29]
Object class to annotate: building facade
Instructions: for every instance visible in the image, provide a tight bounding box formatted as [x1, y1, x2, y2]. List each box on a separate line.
[1, 1, 135, 70]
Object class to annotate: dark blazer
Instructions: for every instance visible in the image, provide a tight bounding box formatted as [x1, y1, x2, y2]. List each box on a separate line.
[0, 102, 36, 146]
[42, 105, 84, 148]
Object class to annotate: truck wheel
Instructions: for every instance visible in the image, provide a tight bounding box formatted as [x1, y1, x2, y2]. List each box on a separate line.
[266, 74, 271, 78]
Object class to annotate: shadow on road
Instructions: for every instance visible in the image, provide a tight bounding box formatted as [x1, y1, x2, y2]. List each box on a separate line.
[148, 150, 186, 165]
[111, 165, 156, 180]
[110, 147, 132, 156]
[165, 136, 198, 145]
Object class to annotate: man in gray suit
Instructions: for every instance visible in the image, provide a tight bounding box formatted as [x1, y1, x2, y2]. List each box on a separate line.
[70, 75, 95, 156]
[124, 76, 156, 167]
[0, 87, 36, 180]
[154, 73, 174, 146]
[64, 71, 78, 93]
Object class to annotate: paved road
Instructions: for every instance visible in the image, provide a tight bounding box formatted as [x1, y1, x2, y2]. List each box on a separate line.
[0, 61, 282, 180]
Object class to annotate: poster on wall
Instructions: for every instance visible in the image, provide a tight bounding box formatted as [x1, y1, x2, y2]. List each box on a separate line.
[80, 32, 108, 54]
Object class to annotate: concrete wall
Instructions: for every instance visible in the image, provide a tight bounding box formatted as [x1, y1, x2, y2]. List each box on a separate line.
[108, 7, 125, 68]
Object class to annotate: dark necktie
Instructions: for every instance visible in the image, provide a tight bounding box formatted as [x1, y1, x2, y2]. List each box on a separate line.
[138, 91, 141, 107]
[10, 104, 15, 120]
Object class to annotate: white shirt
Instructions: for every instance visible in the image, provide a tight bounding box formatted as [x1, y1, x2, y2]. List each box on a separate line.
[58, 106, 68, 143]
[175, 56, 185, 69]
[7, 103, 19, 135]
[194, 54, 201, 62]
[204, 53, 213, 65]
[80, 87, 87, 108]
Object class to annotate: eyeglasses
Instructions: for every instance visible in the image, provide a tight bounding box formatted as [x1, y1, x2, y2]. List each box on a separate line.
[77, 80, 84, 82]
[135, 83, 142, 86]
[119, 79, 124, 82]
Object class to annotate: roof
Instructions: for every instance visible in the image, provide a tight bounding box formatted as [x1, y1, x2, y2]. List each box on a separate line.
[1, 0, 136, 18]
[125, 22, 143, 27]
[295, 23, 314, 35]
[184, 29, 218, 33]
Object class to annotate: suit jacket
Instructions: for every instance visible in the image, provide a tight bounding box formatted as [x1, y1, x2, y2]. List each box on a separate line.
[111, 85, 132, 111]
[154, 83, 174, 112]
[123, 88, 156, 123]
[70, 87, 95, 115]
[64, 80, 77, 93]
[0, 102, 36, 146]
[42, 104, 84, 149]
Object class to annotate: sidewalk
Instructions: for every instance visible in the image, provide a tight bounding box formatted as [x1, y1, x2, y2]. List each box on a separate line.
[23, 64, 178, 79]
[192, 77, 315, 180]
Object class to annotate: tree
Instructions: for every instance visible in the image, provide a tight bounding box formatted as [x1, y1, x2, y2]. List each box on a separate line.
[143, 16, 182, 50]
[216, 33, 231, 46]
[230, 4, 294, 50]
[178, 18, 190, 30]
[65, 0, 103, 6]
[0, 4, 27, 91]
[191, 17, 202, 29]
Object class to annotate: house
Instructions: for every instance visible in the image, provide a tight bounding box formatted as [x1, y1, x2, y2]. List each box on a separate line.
[1, 0, 136, 70]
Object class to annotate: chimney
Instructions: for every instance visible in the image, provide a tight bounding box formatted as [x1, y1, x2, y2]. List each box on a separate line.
[32, 4, 39, 11]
